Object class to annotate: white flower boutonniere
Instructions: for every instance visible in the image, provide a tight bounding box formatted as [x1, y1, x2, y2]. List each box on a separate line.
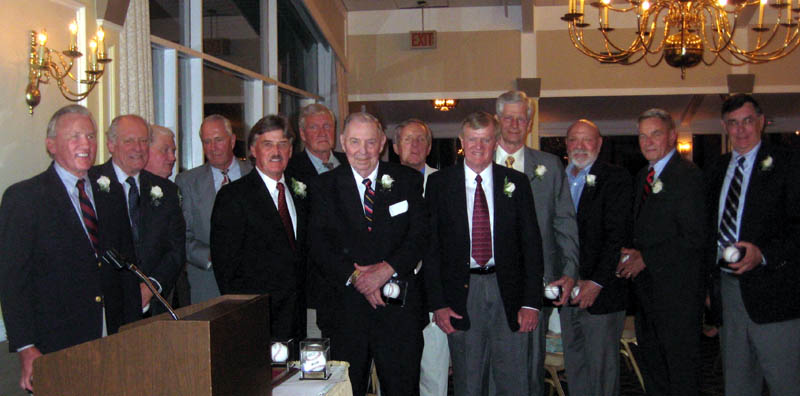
[291, 177, 307, 199]
[150, 185, 164, 206]
[585, 174, 597, 187]
[535, 165, 547, 180]
[97, 176, 111, 192]
[380, 174, 395, 191]
[503, 177, 516, 198]
[651, 179, 664, 194]
[760, 155, 773, 171]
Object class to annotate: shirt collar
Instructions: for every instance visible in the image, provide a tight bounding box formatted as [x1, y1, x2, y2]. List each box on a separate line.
[732, 141, 762, 168]
[464, 162, 493, 186]
[255, 167, 285, 192]
[566, 161, 594, 181]
[53, 161, 87, 187]
[495, 144, 524, 163]
[651, 149, 676, 179]
[112, 161, 139, 186]
[351, 164, 379, 186]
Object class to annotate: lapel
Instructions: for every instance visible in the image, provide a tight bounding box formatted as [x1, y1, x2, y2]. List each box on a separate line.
[637, 152, 680, 222]
[710, 152, 733, 225]
[491, 164, 510, 247]
[44, 164, 90, 247]
[372, 163, 391, 228]
[740, 144, 769, 235]
[335, 165, 370, 233]
[450, 164, 470, 252]
[523, 148, 538, 182]
[576, 162, 602, 218]
[245, 169, 282, 227]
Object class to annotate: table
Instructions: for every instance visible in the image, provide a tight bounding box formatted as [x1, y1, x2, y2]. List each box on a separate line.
[273, 361, 353, 396]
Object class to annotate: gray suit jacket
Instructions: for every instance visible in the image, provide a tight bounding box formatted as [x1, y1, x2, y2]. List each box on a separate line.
[522, 147, 579, 281]
[175, 159, 252, 302]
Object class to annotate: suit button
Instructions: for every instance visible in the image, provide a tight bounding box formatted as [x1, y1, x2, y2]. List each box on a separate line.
[97, 261, 102, 268]
[464, 284, 469, 288]
[95, 296, 102, 303]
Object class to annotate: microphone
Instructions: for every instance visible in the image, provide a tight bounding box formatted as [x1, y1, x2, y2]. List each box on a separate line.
[102, 249, 180, 321]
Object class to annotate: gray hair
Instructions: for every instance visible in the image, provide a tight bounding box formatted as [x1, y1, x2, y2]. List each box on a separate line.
[46, 104, 96, 138]
[460, 111, 499, 137]
[394, 118, 433, 145]
[343, 112, 384, 136]
[637, 108, 675, 131]
[107, 115, 152, 143]
[200, 114, 233, 137]
[150, 124, 175, 143]
[496, 90, 534, 120]
[299, 103, 336, 131]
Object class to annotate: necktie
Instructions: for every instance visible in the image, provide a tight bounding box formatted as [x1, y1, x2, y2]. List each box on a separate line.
[126, 177, 140, 242]
[719, 157, 745, 246]
[322, 162, 334, 171]
[276, 182, 295, 250]
[76, 179, 100, 255]
[363, 178, 375, 232]
[221, 168, 230, 186]
[471, 175, 492, 266]
[642, 167, 655, 202]
[505, 155, 515, 169]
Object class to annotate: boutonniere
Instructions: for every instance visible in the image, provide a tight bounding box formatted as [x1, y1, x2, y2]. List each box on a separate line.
[503, 177, 516, 197]
[150, 185, 164, 206]
[379, 174, 395, 191]
[534, 165, 547, 180]
[760, 155, 773, 171]
[291, 177, 307, 199]
[96, 176, 111, 193]
[651, 178, 663, 194]
[585, 174, 597, 187]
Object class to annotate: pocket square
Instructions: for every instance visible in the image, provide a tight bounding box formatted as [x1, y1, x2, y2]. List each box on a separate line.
[389, 200, 408, 217]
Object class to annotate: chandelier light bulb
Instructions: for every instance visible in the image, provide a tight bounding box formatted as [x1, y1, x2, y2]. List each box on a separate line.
[642, 0, 651, 10]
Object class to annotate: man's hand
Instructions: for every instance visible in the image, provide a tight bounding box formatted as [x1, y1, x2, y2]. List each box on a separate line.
[572, 280, 601, 309]
[617, 248, 646, 279]
[140, 283, 154, 309]
[729, 241, 763, 275]
[548, 275, 575, 306]
[19, 346, 42, 392]
[517, 308, 539, 333]
[434, 307, 463, 335]
[364, 289, 386, 309]
[353, 261, 395, 296]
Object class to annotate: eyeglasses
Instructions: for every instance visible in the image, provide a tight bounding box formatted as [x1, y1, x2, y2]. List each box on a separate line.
[724, 116, 758, 129]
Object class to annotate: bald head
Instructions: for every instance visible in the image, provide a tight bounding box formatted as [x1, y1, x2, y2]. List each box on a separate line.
[566, 119, 602, 172]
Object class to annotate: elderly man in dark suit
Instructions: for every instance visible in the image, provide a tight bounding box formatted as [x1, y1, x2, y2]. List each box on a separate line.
[616, 108, 707, 396]
[425, 111, 544, 396]
[0, 105, 140, 393]
[175, 115, 253, 304]
[309, 112, 427, 396]
[93, 115, 185, 315]
[211, 115, 307, 341]
[561, 119, 632, 396]
[286, 103, 348, 339]
[493, 90, 579, 395]
[706, 94, 800, 396]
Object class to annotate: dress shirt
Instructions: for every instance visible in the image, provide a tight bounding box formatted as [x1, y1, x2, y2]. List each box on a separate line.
[54, 162, 96, 240]
[351, 165, 379, 211]
[717, 142, 761, 242]
[494, 145, 525, 173]
[111, 162, 140, 218]
[212, 158, 243, 192]
[566, 162, 594, 212]
[650, 148, 676, 179]
[464, 164, 496, 269]
[255, 168, 298, 237]
[307, 150, 341, 174]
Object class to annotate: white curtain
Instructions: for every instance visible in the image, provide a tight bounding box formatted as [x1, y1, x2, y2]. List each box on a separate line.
[119, 0, 155, 123]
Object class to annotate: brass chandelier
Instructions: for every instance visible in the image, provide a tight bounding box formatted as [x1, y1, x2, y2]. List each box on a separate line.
[561, 0, 800, 77]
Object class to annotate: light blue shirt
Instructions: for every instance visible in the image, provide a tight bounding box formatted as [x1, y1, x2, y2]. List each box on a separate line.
[651, 149, 676, 179]
[212, 158, 243, 192]
[717, 142, 761, 242]
[566, 162, 594, 212]
[307, 150, 341, 174]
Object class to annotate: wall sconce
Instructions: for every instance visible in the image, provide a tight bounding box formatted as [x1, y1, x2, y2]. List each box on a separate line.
[25, 22, 112, 115]
[677, 141, 692, 154]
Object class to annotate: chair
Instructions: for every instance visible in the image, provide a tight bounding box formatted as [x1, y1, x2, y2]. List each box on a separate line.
[544, 331, 567, 396]
[620, 315, 645, 392]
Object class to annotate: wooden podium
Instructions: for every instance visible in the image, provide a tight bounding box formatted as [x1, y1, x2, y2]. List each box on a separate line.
[33, 294, 271, 396]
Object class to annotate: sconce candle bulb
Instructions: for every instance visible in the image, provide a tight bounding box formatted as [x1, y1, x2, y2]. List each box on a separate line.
[68, 21, 78, 51]
[96, 27, 105, 60]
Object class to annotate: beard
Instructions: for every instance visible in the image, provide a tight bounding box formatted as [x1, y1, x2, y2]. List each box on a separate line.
[568, 149, 597, 169]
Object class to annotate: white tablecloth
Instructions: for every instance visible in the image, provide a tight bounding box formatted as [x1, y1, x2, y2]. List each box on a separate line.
[273, 362, 353, 396]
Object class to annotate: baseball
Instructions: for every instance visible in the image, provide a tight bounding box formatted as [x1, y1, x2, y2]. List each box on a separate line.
[570, 286, 580, 300]
[723, 246, 743, 263]
[544, 285, 560, 300]
[271, 342, 288, 363]
[302, 351, 327, 372]
[383, 282, 401, 299]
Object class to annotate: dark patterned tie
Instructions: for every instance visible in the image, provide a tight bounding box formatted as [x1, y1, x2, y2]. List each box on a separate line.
[363, 178, 375, 232]
[76, 179, 100, 255]
[322, 162, 334, 171]
[126, 176, 140, 242]
[642, 167, 655, 202]
[276, 182, 295, 250]
[221, 168, 230, 186]
[471, 175, 492, 267]
[719, 157, 745, 246]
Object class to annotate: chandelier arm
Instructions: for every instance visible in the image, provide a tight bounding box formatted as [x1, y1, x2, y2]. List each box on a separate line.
[55, 71, 101, 101]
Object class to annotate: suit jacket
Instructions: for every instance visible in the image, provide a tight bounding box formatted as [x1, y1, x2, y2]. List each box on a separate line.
[424, 163, 544, 331]
[210, 169, 307, 338]
[632, 153, 707, 313]
[705, 144, 800, 324]
[175, 159, 253, 271]
[286, 150, 348, 189]
[423, 164, 437, 191]
[0, 164, 140, 353]
[574, 161, 632, 314]
[92, 161, 185, 301]
[522, 148, 579, 282]
[309, 162, 427, 330]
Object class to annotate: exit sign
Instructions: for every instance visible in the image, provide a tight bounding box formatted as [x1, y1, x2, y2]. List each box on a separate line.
[410, 31, 437, 49]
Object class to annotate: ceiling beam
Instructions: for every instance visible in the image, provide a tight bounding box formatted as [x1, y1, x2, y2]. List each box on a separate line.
[522, 0, 534, 32]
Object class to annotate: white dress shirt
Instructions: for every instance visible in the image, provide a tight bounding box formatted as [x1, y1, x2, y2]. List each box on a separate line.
[256, 168, 298, 237]
[495, 145, 525, 172]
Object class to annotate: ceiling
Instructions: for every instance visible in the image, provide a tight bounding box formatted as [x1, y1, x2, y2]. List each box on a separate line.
[343, 0, 521, 11]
